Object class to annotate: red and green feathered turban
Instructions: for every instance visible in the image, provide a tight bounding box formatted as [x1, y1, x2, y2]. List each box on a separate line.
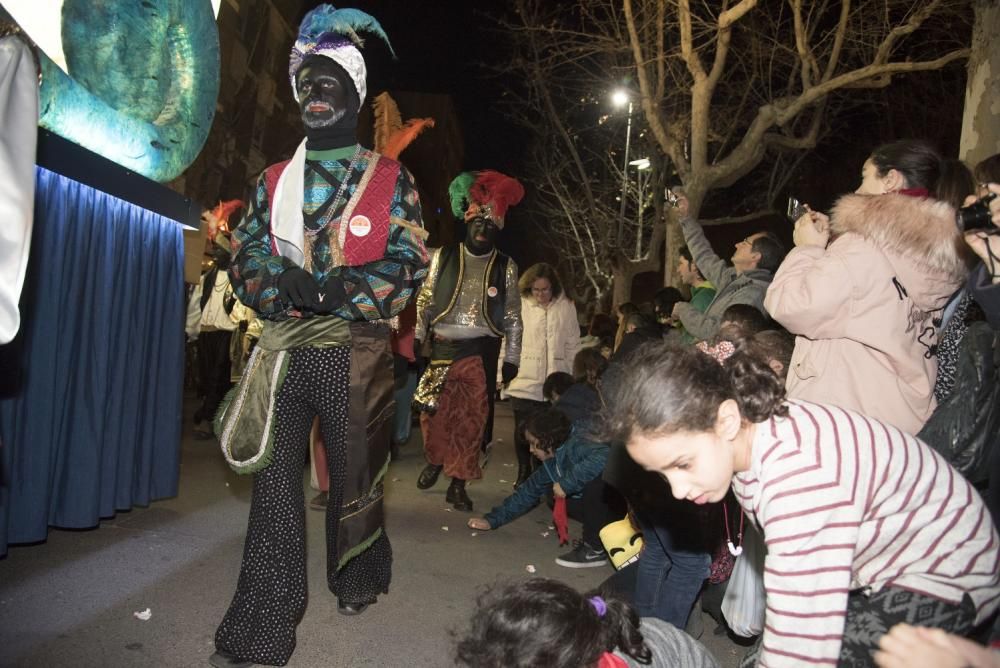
[448, 170, 525, 228]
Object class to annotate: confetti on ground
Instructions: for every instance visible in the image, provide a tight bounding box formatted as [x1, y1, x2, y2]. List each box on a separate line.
[470, 532, 478, 537]
[444, 508, 453, 512]
[225, 483, 229, 487]
[133, 608, 152, 621]
[392, 477, 400, 482]
[541, 532, 550, 538]
[547, 525, 555, 530]
[502, 463, 514, 467]
[526, 565, 536, 573]
[441, 526, 449, 531]
[499, 479, 509, 484]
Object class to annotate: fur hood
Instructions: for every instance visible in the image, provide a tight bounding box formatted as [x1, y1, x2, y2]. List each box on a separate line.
[831, 193, 970, 286]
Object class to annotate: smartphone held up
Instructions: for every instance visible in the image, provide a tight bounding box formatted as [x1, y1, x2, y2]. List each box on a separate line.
[786, 197, 809, 222]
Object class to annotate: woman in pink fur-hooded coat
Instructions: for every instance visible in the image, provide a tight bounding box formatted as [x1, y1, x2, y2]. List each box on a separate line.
[764, 140, 970, 434]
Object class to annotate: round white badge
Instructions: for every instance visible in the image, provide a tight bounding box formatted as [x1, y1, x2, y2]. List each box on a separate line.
[348, 215, 372, 237]
[487, 286, 498, 298]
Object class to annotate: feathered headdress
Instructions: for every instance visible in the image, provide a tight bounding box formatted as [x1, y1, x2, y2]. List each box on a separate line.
[202, 199, 245, 245]
[289, 5, 394, 106]
[448, 170, 525, 228]
[383, 119, 435, 160]
[372, 92, 435, 160]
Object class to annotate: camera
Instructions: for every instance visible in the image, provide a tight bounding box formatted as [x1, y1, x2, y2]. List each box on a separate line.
[956, 193, 997, 233]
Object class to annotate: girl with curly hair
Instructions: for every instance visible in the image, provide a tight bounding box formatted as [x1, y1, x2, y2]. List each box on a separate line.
[605, 341, 1000, 667]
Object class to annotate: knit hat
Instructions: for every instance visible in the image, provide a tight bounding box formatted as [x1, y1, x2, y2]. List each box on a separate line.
[288, 5, 394, 106]
[448, 170, 525, 228]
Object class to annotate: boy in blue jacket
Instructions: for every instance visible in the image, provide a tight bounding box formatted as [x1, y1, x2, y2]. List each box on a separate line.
[469, 350, 625, 568]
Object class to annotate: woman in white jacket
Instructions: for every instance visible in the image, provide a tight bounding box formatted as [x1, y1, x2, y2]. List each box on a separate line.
[506, 263, 581, 486]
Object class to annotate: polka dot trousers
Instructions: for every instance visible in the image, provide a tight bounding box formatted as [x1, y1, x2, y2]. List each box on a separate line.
[214, 347, 393, 666]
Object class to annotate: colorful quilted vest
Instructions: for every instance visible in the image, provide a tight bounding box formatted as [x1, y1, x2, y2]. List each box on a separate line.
[263, 148, 400, 268]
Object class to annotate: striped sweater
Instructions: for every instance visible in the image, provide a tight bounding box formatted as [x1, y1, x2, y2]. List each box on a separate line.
[732, 400, 1000, 667]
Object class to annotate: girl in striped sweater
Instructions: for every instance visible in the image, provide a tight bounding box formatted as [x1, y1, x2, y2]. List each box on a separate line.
[605, 341, 1000, 667]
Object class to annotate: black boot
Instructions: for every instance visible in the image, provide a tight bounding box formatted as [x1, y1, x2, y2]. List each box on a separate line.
[208, 649, 254, 668]
[417, 463, 443, 489]
[337, 597, 377, 616]
[446, 478, 473, 511]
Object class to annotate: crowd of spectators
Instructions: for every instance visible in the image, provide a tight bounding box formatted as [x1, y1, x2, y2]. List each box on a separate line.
[451, 143, 1000, 667]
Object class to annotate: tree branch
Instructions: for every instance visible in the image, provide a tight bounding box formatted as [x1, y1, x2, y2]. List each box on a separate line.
[874, 0, 942, 66]
[700, 209, 777, 226]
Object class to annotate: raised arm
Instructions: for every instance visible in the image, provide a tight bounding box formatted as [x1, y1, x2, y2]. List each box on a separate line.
[680, 216, 735, 293]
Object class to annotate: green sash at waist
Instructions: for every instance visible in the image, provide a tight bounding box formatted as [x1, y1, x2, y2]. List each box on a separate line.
[214, 316, 351, 474]
[258, 315, 351, 351]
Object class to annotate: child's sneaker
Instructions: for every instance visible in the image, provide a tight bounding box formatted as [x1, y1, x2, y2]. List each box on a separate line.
[555, 541, 609, 568]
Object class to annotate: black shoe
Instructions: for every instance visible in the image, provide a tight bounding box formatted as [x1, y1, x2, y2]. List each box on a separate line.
[337, 598, 376, 616]
[514, 464, 531, 488]
[208, 649, 254, 668]
[555, 540, 609, 568]
[447, 479, 473, 512]
[416, 464, 443, 489]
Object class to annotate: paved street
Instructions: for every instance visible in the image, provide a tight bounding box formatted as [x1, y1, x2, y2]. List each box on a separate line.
[0, 399, 744, 667]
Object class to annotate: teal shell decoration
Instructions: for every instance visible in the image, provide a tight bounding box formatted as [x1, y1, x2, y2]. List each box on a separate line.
[35, 0, 219, 182]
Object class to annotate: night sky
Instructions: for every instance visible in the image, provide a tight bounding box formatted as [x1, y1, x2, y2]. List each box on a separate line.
[297, 1, 970, 295]
[298, 0, 542, 266]
[300, 0, 522, 172]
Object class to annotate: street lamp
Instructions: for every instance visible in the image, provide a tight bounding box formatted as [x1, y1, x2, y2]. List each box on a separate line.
[612, 89, 633, 250]
[629, 158, 651, 258]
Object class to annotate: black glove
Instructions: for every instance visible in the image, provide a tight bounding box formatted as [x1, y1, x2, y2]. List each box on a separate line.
[313, 275, 348, 315]
[277, 267, 320, 310]
[502, 362, 518, 384]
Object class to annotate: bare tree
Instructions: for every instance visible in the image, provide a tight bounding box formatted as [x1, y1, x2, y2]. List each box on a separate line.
[497, 0, 971, 306]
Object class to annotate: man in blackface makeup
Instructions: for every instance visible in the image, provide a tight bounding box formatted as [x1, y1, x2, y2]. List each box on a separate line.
[209, 5, 428, 667]
[412, 171, 524, 512]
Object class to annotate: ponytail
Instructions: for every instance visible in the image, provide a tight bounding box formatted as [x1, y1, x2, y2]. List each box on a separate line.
[589, 591, 652, 664]
[726, 346, 788, 423]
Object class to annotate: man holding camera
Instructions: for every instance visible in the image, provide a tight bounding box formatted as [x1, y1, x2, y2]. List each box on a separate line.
[669, 192, 785, 341]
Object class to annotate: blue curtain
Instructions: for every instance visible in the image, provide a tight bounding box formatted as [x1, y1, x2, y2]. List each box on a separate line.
[0, 167, 185, 555]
